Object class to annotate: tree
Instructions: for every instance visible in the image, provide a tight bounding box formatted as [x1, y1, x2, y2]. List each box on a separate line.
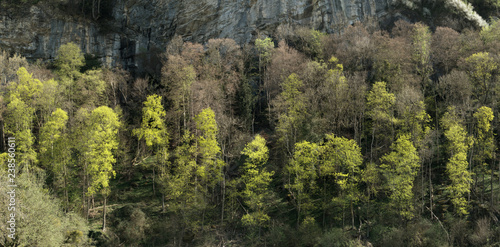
[162, 55, 196, 139]
[411, 23, 432, 92]
[9, 67, 42, 107]
[5, 95, 36, 171]
[473, 106, 495, 205]
[39, 108, 70, 210]
[464, 52, 498, 105]
[275, 73, 307, 156]
[321, 134, 362, 228]
[54, 42, 84, 80]
[366, 81, 396, 161]
[133, 94, 169, 209]
[255, 37, 274, 75]
[240, 135, 274, 230]
[133, 94, 169, 149]
[380, 134, 420, 220]
[442, 107, 473, 216]
[165, 131, 202, 230]
[0, 170, 91, 247]
[432, 27, 460, 73]
[194, 108, 224, 187]
[265, 41, 306, 125]
[86, 106, 120, 231]
[285, 141, 320, 224]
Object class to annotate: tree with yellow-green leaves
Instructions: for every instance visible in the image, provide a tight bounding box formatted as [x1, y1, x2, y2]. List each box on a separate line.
[255, 37, 274, 76]
[442, 107, 473, 216]
[240, 135, 274, 230]
[464, 52, 498, 105]
[366, 81, 396, 161]
[381, 134, 420, 220]
[85, 106, 120, 231]
[321, 134, 362, 228]
[194, 107, 225, 188]
[276, 73, 307, 156]
[5, 67, 41, 172]
[193, 108, 226, 226]
[473, 106, 495, 205]
[285, 141, 320, 224]
[165, 130, 202, 229]
[54, 42, 84, 80]
[39, 108, 70, 211]
[54, 42, 85, 113]
[133, 94, 169, 210]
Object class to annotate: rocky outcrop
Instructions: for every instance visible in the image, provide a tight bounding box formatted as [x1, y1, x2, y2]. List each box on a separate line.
[0, 0, 392, 70]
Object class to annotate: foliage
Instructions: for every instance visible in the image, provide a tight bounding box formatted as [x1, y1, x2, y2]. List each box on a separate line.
[380, 134, 420, 220]
[442, 107, 473, 216]
[133, 94, 169, 149]
[240, 135, 274, 227]
[54, 42, 84, 80]
[85, 106, 120, 196]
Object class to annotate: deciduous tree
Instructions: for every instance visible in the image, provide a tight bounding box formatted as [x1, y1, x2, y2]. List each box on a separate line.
[442, 107, 473, 216]
[380, 134, 420, 220]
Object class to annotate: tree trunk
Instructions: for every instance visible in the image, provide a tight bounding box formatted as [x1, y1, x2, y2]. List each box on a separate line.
[64, 164, 68, 213]
[162, 193, 165, 213]
[102, 196, 107, 231]
[221, 172, 225, 225]
[351, 199, 355, 229]
[153, 167, 156, 196]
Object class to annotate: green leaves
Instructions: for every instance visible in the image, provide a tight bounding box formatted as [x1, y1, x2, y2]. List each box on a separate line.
[442, 107, 473, 216]
[86, 106, 121, 196]
[255, 37, 274, 66]
[367, 81, 396, 125]
[54, 42, 84, 80]
[240, 135, 274, 227]
[276, 73, 307, 154]
[380, 134, 420, 220]
[39, 108, 69, 178]
[133, 94, 169, 149]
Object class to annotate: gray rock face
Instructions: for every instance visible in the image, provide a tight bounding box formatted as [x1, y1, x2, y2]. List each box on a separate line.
[0, 0, 391, 70]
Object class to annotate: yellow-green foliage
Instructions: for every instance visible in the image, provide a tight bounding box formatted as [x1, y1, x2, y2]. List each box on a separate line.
[473, 106, 495, 170]
[54, 42, 84, 80]
[442, 107, 473, 216]
[465, 52, 497, 104]
[194, 107, 224, 186]
[412, 23, 432, 82]
[86, 106, 121, 196]
[286, 141, 320, 219]
[240, 135, 274, 227]
[381, 134, 420, 220]
[321, 134, 362, 201]
[39, 108, 70, 192]
[276, 73, 307, 153]
[367, 81, 396, 125]
[255, 37, 274, 66]
[133, 94, 169, 149]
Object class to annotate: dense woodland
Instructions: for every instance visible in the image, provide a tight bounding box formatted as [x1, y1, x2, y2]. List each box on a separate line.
[6, 8, 500, 246]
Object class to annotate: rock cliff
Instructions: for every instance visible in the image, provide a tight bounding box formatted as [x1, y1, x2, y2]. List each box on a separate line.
[0, 0, 393, 70]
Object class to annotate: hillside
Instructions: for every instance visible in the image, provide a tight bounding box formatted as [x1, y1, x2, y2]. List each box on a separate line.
[2, 0, 500, 246]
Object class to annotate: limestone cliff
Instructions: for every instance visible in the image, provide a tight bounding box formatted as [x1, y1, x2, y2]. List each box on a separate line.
[0, 0, 392, 70]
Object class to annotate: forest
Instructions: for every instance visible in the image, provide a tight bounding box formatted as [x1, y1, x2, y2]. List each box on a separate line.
[4, 7, 500, 246]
